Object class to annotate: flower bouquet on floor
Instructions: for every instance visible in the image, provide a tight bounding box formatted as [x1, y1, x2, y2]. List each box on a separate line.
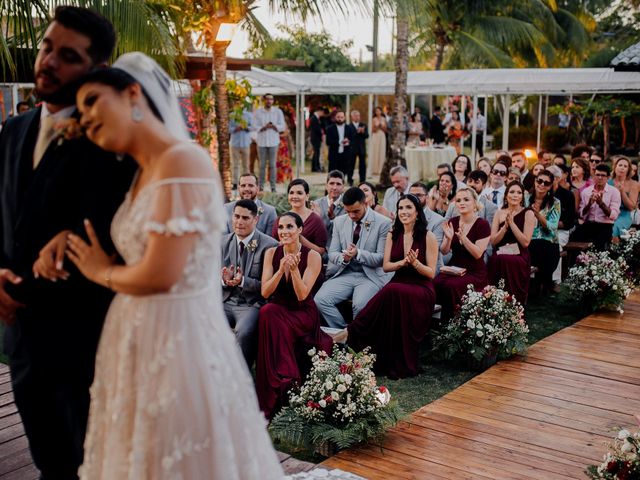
[433, 281, 529, 370]
[586, 422, 639, 479]
[610, 228, 640, 286]
[564, 250, 633, 313]
[269, 345, 402, 456]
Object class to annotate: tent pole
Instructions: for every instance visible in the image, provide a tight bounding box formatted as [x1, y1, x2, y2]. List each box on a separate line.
[460, 95, 466, 151]
[410, 94, 415, 113]
[502, 94, 510, 151]
[544, 95, 549, 126]
[367, 94, 374, 161]
[483, 95, 488, 156]
[346, 94, 350, 116]
[536, 95, 542, 152]
[471, 95, 478, 165]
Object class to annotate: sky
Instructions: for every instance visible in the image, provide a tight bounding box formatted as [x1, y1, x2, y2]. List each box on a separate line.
[226, 0, 395, 63]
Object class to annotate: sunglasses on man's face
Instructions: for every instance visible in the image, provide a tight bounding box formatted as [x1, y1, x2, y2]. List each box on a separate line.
[492, 169, 507, 176]
[536, 178, 552, 187]
[590, 158, 602, 164]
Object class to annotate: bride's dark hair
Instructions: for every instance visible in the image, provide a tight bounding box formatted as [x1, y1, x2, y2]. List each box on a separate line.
[78, 67, 163, 122]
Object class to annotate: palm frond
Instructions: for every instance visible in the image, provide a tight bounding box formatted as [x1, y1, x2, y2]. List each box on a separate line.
[471, 15, 549, 52]
[449, 30, 515, 68]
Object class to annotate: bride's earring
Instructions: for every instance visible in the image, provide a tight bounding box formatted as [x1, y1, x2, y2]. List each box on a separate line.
[131, 105, 143, 123]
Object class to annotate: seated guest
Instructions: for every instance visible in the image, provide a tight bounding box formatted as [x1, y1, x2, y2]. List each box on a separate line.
[550, 165, 576, 288]
[428, 171, 457, 216]
[435, 187, 491, 323]
[571, 163, 621, 250]
[436, 162, 453, 176]
[571, 144, 593, 163]
[589, 150, 604, 178]
[507, 167, 521, 184]
[447, 169, 498, 227]
[312, 170, 346, 242]
[256, 212, 332, 419]
[526, 170, 561, 296]
[222, 200, 279, 367]
[382, 166, 410, 215]
[609, 155, 639, 243]
[538, 149, 554, 168]
[489, 181, 536, 305]
[452, 154, 472, 185]
[272, 179, 328, 255]
[339, 194, 438, 379]
[360, 181, 392, 219]
[409, 182, 445, 271]
[477, 157, 492, 176]
[553, 154, 566, 166]
[314, 187, 392, 328]
[511, 151, 532, 189]
[481, 160, 508, 206]
[224, 173, 276, 234]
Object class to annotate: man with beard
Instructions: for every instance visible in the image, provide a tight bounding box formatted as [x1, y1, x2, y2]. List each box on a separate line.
[223, 173, 277, 235]
[326, 110, 355, 174]
[0, 7, 135, 479]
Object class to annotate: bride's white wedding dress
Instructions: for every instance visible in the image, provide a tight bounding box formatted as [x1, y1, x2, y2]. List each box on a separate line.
[79, 177, 284, 479]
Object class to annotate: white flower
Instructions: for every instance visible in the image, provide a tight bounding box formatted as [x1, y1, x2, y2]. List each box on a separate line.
[319, 399, 327, 408]
[324, 381, 333, 390]
[618, 429, 631, 440]
[621, 440, 633, 453]
[337, 384, 347, 393]
[466, 319, 475, 329]
[344, 374, 353, 384]
[308, 348, 316, 356]
[331, 391, 339, 401]
[476, 330, 484, 337]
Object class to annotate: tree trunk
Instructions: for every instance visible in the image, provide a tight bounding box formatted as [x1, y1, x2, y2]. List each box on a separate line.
[435, 41, 445, 71]
[212, 43, 232, 201]
[380, 16, 408, 186]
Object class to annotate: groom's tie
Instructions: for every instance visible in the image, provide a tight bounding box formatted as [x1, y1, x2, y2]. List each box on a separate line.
[33, 115, 56, 169]
[352, 221, 362, 245]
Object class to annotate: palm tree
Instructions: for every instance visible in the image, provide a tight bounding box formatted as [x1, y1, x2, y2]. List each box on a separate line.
[0, 0, 181, 79]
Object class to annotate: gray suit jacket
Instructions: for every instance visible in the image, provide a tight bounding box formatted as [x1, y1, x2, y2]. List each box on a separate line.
[224, 199, 277, 235]
[444, 196, 497, 226]
[312, 196, 346, 247]
[424, 206, 445, 272]
[327, 207, 392, 288]
[221, 230, 278, 306]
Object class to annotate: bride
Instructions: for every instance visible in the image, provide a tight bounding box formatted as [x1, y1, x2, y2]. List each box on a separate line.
[64, 53, 283, 478]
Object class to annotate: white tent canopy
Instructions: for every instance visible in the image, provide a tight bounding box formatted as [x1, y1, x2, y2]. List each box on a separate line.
[233, 67, 640, 95]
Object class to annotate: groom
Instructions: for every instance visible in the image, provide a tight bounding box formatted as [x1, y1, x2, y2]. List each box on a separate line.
[0, 7, 135, 479]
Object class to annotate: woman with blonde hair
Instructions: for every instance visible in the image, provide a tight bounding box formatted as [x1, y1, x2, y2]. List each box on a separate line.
[609, 155, 639, 242]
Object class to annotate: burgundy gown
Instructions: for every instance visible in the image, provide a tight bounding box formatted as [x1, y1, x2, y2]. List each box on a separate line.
[256, 245, 332, 419]
[488, 208, 531, 305]
[434, 216, 491, 323]
[347, 232, 436, 379]
[271, 211, 328, 250]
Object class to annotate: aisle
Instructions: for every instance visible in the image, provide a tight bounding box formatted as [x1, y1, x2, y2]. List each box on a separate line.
[321, 292, 640, 479]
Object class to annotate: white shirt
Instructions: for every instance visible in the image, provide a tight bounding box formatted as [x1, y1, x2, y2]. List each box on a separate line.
[34, 104, 75, 167]
[252, 107, 285, 148]
[336, 124, 345, 153]
[231, 230, 256, 288]
[481, 184, 506, 206]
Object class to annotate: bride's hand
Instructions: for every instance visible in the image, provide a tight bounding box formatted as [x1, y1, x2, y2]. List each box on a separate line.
[66, 220, 114, 284]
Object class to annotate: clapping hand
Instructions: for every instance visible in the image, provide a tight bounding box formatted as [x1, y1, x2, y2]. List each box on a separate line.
[443, 221, 454, 241]
[455, 227, 468, 244]
[222, 265, 242, 287]
[283, 253, 301, 273]
[66, 220, 114, 284]
[342, 243, 358, 263]
[406, 248, 419, 268]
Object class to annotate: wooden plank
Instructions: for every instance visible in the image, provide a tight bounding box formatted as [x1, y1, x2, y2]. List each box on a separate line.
[0, 436, 29, 461]
[0, 463, 39, 480]
[0, 448, 35, 477]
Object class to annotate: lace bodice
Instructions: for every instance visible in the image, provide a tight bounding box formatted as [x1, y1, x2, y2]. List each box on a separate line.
[111, 177, 224, 294]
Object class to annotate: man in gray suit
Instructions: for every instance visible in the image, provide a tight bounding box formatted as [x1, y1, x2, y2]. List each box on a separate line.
[314, 187, 392, 328]
[221, 199, 278, 367]
[409, 182, 445, 272]
[224, 173, 277, 235]
[382, 165, 410, 217]
[312, 169, 346, 246]
[444, 169, 497, 226]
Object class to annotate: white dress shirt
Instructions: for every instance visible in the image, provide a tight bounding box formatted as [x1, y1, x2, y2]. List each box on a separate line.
[252, 107, 285, 148]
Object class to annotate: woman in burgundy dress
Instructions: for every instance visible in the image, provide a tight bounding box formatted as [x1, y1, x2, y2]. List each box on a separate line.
[257, 212, 332, 419]
[271, 178, 328, 254]
[435, 187, 491, 323]
[342, 194, 438, 379]
[488, 181, 536, 305]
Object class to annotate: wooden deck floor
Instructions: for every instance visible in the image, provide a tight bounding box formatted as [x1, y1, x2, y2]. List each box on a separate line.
[321, 292, 640, 479]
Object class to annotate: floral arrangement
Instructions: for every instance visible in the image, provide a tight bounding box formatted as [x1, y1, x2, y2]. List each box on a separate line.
[434, 281, 529, 366]
[226, 78, 255, 128]
[269, 345, 402, 453]
[586, 421, 640, 479]
[610, 229, 640, 285]
[564, 250, 633, 313]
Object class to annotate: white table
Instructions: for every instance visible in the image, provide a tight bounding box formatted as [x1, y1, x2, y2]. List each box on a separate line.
[405, 146, 457, 182]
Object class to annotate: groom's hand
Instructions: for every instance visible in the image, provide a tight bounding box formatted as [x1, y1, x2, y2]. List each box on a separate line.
[0, 269, 24, 325]
[33, 230, 71, 281]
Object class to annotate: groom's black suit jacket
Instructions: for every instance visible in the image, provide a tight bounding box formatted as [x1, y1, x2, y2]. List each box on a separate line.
[0, 107, 136, 384]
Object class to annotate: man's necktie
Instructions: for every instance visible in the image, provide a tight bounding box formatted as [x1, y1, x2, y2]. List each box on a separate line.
[328, 202, 335, 220]
[492, 190, 499, 205]
[352, 221, 362, 245]
[33, 115, 56, 169]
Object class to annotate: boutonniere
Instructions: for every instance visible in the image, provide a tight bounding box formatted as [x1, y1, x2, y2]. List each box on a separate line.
[53, 118, 83, 146]
[364, 220, 372, 230]
[247, 239, 258, 252]
[257, 206, 265, 216]
[336, 201, 344, 210]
